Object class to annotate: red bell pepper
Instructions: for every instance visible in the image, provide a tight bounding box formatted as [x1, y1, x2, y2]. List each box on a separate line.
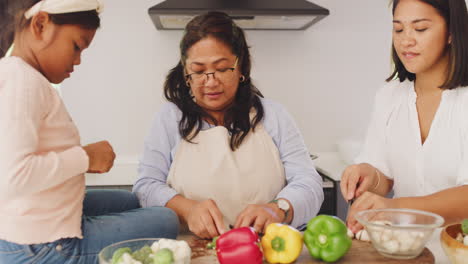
[216, 227, 263, 264]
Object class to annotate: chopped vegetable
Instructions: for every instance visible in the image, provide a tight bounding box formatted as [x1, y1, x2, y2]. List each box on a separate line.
[346, 228, 354, 239]
[462, 219, 468, 235]
[355, 229, 370, 242]
[304, 215, 352, 263]
[368, 223, 426, 253]
[153, 248, 174, 264]
[110, 239, 189, 264]
[131, 245, 153, 264]
[112, 247, 132, 264]
[261, 223, 303, 264]
[118, 253, 143, 264]
[151, 239, 191, 264]
[206, 236, 218, 249]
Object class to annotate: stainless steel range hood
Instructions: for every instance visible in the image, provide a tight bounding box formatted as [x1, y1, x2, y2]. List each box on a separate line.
[148, 0, 329, 30]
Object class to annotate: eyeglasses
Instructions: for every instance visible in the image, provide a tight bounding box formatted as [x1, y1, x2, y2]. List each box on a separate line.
[185, 58, 238, 84]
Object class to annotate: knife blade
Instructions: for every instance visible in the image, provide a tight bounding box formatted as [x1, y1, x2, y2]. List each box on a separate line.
[347, 198, 355, 214]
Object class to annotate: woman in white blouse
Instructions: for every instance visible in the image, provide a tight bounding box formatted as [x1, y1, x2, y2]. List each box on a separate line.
[342, 0, 468, 234]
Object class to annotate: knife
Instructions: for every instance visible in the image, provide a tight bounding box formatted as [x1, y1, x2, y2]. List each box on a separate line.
[347, 198, 355, 214]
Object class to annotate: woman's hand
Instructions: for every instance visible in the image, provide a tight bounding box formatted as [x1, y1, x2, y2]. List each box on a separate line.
[340, 163, 379, 201]
[234, 203, 283, 234]
[83, 141, 115, 173]
[346, 191, 398, 233]
[186, 199, 227, 239]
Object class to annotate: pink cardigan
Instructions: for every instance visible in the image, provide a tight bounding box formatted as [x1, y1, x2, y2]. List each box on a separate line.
[0, 57, 89, 244]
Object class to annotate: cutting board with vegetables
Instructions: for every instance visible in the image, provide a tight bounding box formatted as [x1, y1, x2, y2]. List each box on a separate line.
[180, 234, 434, 264]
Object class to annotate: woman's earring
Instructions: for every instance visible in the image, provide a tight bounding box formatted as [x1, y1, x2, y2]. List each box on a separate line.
[189, 88, 195, 102]
[239, 75, 246, 83]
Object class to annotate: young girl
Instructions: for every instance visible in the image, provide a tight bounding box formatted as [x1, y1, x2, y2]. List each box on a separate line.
[0, 1, 178, 263]
[340, 0, 468, 261]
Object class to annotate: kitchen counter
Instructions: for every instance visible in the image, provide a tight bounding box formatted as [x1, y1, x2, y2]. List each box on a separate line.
[313, 151, 348, 182]
[179, 233, 435, 263]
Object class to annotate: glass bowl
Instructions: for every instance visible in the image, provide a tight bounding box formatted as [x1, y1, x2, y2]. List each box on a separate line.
[98, 238, 160, 264]
[355, 208, 443, 259]
[440, 223, 468, 264]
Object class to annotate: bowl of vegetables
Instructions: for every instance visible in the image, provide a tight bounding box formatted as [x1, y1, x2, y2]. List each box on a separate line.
[98, 238, 191, 264]
[355, 208, 443, 260]
[440, 219, 468, 264]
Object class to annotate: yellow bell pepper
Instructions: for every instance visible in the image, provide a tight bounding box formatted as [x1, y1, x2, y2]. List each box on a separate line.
[261, 223, 303, 264]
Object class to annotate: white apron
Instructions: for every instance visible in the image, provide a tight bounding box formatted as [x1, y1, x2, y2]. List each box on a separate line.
[167, 123, 286, 226]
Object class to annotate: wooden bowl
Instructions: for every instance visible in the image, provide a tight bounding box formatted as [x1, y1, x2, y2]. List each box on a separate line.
[440, 224, 468, 264]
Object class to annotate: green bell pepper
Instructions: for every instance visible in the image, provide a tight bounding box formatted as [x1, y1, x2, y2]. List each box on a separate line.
[304, 215, 352, 263]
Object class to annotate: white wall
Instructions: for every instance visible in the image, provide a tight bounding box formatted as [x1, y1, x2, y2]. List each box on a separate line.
[61, 0, 392, 185]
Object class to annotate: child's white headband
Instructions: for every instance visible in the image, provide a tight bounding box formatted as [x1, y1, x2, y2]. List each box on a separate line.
[25, 0, 103, 19]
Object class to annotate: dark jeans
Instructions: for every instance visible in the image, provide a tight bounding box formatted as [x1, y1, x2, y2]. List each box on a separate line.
[0, 189, 179, 264]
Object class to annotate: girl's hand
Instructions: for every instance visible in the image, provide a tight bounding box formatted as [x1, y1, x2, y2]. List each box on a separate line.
[234, 203, 283, 234]
[346, 191, 397, 233]
[340, 163, 379, 201]
[186, 199, 227, 239]
[83, 141, 115, 173]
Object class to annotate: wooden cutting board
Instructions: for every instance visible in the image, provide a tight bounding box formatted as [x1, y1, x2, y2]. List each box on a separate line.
[179, 234, 434, 264]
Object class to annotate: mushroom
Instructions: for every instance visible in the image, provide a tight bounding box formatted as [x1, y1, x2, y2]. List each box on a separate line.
[347, 228, 354, 239]
[356, 229, 371, 242]
[382, 240, 399, 254]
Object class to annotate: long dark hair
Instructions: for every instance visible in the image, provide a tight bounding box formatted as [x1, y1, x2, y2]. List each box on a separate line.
[164, 11, 264, 150]
[387, 0, 468, 89]
[0, 0, 100, 58]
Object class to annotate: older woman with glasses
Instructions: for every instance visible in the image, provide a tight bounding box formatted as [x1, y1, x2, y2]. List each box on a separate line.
[133, 11, 324, 239]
